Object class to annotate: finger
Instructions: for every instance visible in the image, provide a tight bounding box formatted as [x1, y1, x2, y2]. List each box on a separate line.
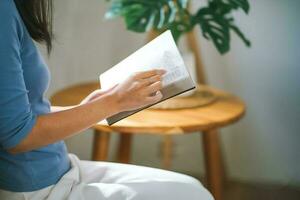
[148, 75, 163, 84]
[146, 91, 163, 104]
[146, 81, 163, 94]
[139, 75, 162, 87]
[134, 69, 166, 79]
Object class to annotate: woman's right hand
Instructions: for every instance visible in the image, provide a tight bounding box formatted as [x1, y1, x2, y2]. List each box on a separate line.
[109, 69, 166, 113]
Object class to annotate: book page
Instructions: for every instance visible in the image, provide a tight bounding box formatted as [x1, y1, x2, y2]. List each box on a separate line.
[99, 30, 196, 125]
[100, 30, 191, 90]
[161, 50, 188, 86]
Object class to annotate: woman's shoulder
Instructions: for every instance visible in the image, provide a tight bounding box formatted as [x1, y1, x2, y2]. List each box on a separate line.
[0, 0, 23, 40]
[0, 0, 20, 23]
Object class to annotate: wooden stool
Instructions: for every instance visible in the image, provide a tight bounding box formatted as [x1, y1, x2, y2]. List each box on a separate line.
[51, 82, 246, 200]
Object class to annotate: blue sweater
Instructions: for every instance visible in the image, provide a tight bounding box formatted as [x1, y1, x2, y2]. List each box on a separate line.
[0, 0, 70, 192]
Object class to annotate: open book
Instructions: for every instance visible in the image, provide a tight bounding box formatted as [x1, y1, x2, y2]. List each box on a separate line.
[100, 30, 196, 125]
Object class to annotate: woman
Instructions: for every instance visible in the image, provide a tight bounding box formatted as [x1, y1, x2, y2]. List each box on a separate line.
[0, 0, 213, 199]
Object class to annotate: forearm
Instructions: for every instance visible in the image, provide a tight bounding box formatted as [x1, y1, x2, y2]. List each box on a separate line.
[51, 106, 76, 113]
[8, 69, 165, 154]
[9, 92, 119, 154]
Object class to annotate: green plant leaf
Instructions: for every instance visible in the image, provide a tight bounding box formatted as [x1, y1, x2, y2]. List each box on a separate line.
[195, 7, 230, 54]
[105, 0, 251, 54]
[167, 10, 194, 42]
[224, 0, 250, 13]
[177, 0, 189, 9]
[228, 21, 251, 47]
[194, 0, 251, 54]
[166, 1, 177, 23]
[208, 0, 249, 14]
[105, 2, 123, 19]
[124, 4, 153, 32]
[105, 0, 189, 33]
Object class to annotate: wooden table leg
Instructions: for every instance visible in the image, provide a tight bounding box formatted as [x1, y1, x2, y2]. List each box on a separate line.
[202, 129, 224, 200]
[92, 130, 110, 161]
[162, 135, 173, 169]
[118, 133, 132, 163]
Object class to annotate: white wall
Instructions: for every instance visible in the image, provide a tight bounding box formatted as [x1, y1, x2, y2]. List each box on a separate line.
[44, 0, 300, 186]
[195, 0, 300, 185]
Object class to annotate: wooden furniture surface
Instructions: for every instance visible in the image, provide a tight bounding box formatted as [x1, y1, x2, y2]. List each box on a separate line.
[51, 82, 245, 133]
[50, 82, 100, 106]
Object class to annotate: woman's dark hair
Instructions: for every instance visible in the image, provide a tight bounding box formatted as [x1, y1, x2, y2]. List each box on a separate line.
[14, 0, 53, 54]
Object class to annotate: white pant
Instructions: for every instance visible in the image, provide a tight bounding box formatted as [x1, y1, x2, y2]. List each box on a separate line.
[0, 154, 214, 200]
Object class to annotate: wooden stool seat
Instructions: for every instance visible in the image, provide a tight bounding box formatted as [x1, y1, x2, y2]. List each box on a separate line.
[95, 86, 244, 134]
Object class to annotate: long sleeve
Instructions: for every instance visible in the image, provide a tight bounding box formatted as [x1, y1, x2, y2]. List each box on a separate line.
[0, 0, 70, 193]
[0, 4, 37, 149]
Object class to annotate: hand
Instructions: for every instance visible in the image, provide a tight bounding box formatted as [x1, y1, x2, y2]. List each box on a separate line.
[109, 69, 166, 112]
[80, 85, 117, 105]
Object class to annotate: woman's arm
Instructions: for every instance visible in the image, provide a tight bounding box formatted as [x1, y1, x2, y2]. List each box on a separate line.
[51, 106, 75, 112]
[50, 87, 108, 113]
[9, 91, 118, 154]
[0, 8, 166, 154]
[8, 70, 165, 154]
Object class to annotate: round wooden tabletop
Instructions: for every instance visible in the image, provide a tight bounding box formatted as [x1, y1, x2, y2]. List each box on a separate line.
[50, 82, 246, 135]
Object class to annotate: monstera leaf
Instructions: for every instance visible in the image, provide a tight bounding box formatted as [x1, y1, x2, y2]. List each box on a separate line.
[105, 0, 251, 54]
[194, 7, 230, 53]
[105, 0, 189, 32]
[223, 0, 250, 13]
[194, 0, 251, 54]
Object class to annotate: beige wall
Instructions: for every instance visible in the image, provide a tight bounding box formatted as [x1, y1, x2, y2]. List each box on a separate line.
[43, 0, 300, 186]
